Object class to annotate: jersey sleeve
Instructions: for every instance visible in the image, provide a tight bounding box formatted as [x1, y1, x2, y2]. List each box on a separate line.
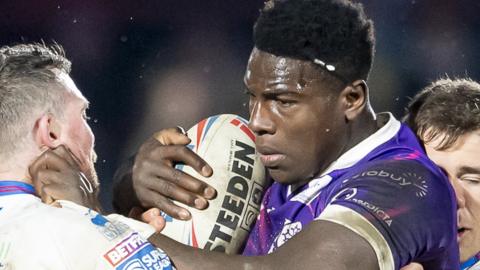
[316, 159, 459, 270]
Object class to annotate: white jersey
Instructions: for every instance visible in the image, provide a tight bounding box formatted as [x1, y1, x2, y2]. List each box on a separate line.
[0, 183, 173, 270]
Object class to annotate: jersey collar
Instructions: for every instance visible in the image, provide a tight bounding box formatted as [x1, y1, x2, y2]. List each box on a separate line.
[287, 112, 401, 196]
[319, 112, 400, 177]
[0, 180, 35, 196]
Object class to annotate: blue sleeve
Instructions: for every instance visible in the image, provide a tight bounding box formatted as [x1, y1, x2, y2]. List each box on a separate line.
[319, 159, 459, 270]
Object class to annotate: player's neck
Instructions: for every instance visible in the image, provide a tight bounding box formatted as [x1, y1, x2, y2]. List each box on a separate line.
[305, 111, 378, 184]
[344, 111, 378, 152]
[0, 149, 40, 185]
[0, 164, 33, 185]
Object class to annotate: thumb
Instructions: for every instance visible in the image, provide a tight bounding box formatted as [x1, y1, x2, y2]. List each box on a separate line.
[149, 216, 166, 233]
[141, 208, 166, 233]
[153, 127, 191, 145]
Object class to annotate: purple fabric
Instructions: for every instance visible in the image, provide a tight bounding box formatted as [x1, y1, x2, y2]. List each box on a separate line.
[242, 123, 459, 269]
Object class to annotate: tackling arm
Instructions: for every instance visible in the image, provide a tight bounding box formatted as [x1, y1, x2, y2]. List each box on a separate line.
[148, 220, 379, 270]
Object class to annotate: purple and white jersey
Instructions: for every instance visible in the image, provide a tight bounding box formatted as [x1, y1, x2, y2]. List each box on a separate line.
[243, 113, 459, 270]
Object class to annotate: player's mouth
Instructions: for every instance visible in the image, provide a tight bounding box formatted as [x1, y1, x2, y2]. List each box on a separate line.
[259, 154, 286, 167]
[256, 146, 286, 167]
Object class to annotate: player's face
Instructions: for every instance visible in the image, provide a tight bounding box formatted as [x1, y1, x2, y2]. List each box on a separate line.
[57, 72, 97, 182]
[424, 130, 480, 262]
[244, 48, 346, 185]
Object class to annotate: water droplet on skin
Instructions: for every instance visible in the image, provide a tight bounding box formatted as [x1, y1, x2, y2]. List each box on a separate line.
[325, 129, 330, 132]
[296, 83, 303, 92]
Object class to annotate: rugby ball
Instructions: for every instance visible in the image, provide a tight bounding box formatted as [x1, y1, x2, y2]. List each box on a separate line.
[160, 114, 267, 254]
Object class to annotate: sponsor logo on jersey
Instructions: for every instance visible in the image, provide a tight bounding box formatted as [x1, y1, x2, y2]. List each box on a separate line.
[331, 187, 358, 202]
[88, 210, 129, 240]
[342, 169, 429, 198]
[104, 232, 172, 270]
[268, 219, 302, 253]
[332, 187, 394, 226]
[160, 212, 173, 223]
[350, 198, 393, 226]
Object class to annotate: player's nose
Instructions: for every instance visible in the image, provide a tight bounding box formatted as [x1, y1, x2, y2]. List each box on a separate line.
[248, 101, 275, 136]
[451, 179, 466, 209]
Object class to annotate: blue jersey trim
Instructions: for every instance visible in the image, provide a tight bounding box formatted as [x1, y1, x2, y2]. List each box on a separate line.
[0, 181, 35, 196]
[461, 255, 480, 270]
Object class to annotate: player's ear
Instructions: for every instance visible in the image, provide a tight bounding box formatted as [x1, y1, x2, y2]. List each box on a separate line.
[340, 80, 368, 121]
[34, 114, 62, 149]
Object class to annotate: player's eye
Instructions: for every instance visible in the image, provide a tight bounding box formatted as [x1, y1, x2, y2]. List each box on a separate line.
[276, 97, 296, 107]
[460, 175, 480, 185]
[243, 88, 255, 97]
[243, 88, 257, 111]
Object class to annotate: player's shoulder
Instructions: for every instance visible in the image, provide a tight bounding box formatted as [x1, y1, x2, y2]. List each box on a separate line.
[0, 196, 82, 228]
[4, 199, 113, 238]
[32, 200, 93, 225]
[345, 157, 445, 184]
[337, 157, 454, 203]
[0, 200, 94, 269]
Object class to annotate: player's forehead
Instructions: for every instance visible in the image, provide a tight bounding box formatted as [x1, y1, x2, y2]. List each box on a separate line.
[244, 48, 321, 89]
[428, 130, 480, 150]
[425, 130, 480, 171]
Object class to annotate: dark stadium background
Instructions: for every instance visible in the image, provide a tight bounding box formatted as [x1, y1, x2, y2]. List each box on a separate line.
[1, 0, 479, 211]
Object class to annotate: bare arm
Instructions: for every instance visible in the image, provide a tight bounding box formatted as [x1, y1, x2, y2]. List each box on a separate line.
[148, 220, 379, 270]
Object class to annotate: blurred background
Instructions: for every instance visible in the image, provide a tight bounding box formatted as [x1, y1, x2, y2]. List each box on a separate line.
[1, 0, 479, 211]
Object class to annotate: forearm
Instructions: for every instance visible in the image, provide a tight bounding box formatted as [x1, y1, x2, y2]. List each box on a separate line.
[148, 233, 264, 270]
[148, 220, 378, 270]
